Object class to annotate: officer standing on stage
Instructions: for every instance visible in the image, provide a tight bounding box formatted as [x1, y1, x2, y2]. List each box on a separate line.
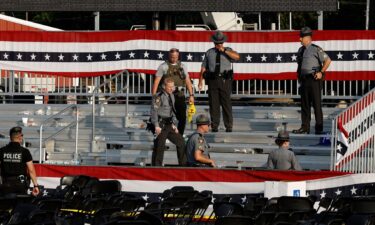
[198, 31, 240, 132]
[186, 114, 216, 167]
[293, 27, 331, 135]
[0, 127, 39, 196]
[267, 131, 302, 170]
[152, 48, 195, 135]
[151, 78, 186, 166]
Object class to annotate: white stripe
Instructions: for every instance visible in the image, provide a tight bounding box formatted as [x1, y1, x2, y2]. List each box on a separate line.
[307, 173, 375, 190]
[1, 60, 375, 74]
[1, 39, 375, 53]
[38, 177, 264, 194]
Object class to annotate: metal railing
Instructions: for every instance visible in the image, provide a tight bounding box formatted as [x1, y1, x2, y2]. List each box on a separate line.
[90, 70, 129, 152]
[0, 70, 374, 104]
[39, 105, 79, 163]
[330, 87, 375, 173]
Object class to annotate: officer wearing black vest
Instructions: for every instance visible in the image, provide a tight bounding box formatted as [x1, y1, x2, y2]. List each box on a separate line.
[198, 31, 240, 132]
[152, 48, 194, 135]
[293, 27, 331, 135]
[151, 78, 187, 166]
[0, 127, 39, 196]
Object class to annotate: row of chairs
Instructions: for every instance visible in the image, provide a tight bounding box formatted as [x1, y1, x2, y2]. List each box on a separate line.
[0, 174, 375, 225]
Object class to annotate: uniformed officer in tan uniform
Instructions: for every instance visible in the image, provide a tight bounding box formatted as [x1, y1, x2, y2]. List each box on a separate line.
[151, 78, 186, 166]
[152, 48, 194, 135]
[198, 31, 240, 132]
[293, 27, 331, 135]
[185, 114, 216, 167]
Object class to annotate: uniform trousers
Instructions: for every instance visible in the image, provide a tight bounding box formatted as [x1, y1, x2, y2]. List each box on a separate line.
[300, 75, 323, 133]
[173, 93, 187, 135]
[152, 123, 186, 166]
[207, 77, 233, 130]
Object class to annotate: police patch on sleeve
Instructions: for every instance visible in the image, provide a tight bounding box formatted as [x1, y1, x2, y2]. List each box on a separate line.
[197, 136, 205, 151]
[153, 96, 161, 109]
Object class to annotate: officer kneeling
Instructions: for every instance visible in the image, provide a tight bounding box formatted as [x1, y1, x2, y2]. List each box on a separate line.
[186, 114, 216, 167]
[0, 127, 39, 196]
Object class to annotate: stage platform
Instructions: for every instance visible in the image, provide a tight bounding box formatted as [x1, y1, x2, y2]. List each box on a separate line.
[34, 164, 372, 204]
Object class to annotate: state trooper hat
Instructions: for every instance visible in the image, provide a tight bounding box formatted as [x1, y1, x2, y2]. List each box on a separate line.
[300, 26, 312, 37]
[275, 131, 290, 144]
[9, 126, 22, 136]
[211, 31, 227, 44]
[196, 114, 210, 125]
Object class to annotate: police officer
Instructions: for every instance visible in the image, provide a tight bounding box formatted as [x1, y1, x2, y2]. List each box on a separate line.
[293, 27, 331, 135]
[151, 78, 186, 166]
[152, 48, 195, 135]
[186, 114, 216, 167]
[0, 127, 39, 196]
[267, 131, 302, 170]
[198, 31, 240, 132]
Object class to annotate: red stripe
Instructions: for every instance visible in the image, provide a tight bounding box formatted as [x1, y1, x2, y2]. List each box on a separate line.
[337, 117, 349, 138]
[1, 30, 375, 43]
[34, 164, 347, 182]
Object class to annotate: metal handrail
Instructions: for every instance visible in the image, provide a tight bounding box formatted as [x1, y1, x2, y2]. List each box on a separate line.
[39, 104, 78, 163]
[330, 87, 375, 172]
[91, 70, 129, 152]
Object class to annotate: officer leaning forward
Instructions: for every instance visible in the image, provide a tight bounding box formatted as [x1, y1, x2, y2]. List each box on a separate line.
[151, 78, 187, 166]
[152, 48, 194, 135]
[293, 27, 331, 135]
[198, 31, 240, 132]
[0, 127, 39, 196]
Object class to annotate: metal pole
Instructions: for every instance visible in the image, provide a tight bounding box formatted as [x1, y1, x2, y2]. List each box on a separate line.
[94, 11, 100, 31]
[75, 106, 79, 163]
[318, 11, 324, 30]
[125, 71, 130, 127]
[91, 77, 97, 152]
[153, 12, 160, 30]
[258, 12, 262, 30]
[289, 12, 292, 30]
[366, 0, 370, 30]
[39, 125, 43, 163]
[278, 13, 281, 30]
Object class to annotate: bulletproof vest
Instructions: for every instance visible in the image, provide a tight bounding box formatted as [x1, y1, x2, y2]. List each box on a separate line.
[163, 61, 186, 87]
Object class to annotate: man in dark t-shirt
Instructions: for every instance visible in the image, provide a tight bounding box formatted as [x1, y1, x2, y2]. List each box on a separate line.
[0, 127, 39, 196]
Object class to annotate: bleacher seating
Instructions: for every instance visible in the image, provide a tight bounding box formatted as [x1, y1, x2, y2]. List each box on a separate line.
[0, 103, 342, 170]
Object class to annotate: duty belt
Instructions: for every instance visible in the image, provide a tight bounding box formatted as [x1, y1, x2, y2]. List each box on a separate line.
[3, 175, 27, 184]
[300, 73, 315, 80]
[159, 117, 173, 124]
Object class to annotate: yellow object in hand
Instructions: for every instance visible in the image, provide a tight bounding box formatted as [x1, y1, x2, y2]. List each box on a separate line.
[187, 103, 196, 123]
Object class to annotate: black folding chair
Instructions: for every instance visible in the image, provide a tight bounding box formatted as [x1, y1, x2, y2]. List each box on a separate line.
[215, 215, 253, 225]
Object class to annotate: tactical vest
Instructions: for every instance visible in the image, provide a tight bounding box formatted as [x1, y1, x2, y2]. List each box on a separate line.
[163, 61, 186, 87]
